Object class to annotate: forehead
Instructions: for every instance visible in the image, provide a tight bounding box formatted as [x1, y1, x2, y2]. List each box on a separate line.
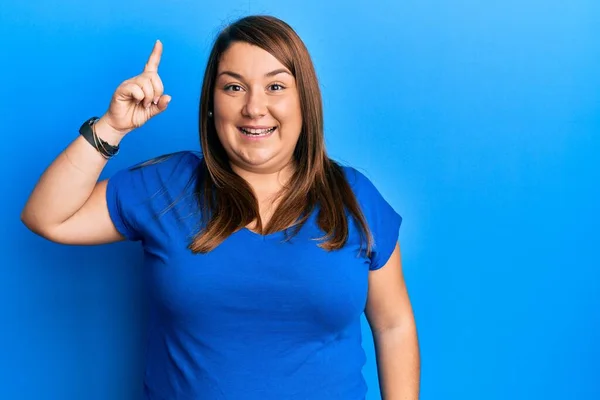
[217, 42, 290, 76]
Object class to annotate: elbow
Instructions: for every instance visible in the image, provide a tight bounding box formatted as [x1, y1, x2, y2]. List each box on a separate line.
[20, 207, 36, 231]
[21, 215, 43, 238]
[20, 207, 53, 240]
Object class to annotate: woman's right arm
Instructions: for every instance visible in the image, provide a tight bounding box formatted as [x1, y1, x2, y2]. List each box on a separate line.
[20, 120, 125, 245]
[20, 40, 171, 245]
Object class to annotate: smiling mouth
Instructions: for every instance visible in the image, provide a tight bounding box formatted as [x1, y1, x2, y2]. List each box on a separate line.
[238, 127, 277, 137]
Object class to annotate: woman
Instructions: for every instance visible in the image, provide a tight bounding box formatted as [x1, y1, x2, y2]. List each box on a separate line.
[21, 15, 419, 400]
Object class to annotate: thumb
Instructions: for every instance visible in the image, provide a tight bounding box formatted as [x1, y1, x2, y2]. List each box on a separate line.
[150, 94, 171, 116]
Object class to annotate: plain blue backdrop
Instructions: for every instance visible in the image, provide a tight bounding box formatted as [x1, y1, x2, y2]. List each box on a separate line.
[1, 0, 599, 399]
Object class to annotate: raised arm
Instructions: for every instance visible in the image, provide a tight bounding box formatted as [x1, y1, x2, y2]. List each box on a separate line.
[21, 40, 171, 245]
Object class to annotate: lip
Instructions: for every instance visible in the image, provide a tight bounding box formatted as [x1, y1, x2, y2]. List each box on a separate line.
[237, 126, 277, 140]
[238, 125, 277, 129]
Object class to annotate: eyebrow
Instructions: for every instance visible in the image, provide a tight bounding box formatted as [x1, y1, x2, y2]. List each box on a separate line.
[217, 68, 292, 80]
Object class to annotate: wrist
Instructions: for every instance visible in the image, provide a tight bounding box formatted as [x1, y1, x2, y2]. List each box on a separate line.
[94, 117, 126, 146]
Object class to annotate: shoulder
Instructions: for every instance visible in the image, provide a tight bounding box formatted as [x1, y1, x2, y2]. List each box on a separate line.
[126, 150, 202, 179]
[334, 161, 399, 217]
[108, 150, 202, 192]
[336, 162, 403, 270]
[339, 164, 382, 200]
[105, 150, 203, 241]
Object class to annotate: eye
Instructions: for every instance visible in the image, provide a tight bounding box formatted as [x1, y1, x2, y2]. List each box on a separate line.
[224, 84, 243, 92]
[269, 83, 285, 91]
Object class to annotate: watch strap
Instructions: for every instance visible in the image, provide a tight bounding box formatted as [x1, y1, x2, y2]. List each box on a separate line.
[79, 117, 120, 159]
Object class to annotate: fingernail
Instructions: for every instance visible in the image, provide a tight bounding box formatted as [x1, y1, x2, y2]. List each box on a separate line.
[153, 97, 159, 104]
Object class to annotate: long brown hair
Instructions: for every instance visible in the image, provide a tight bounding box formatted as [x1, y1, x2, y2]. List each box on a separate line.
[190, 15, 372, 255]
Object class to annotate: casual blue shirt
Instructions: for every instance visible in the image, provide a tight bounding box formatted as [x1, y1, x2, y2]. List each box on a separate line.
[106, 150, 402, 400]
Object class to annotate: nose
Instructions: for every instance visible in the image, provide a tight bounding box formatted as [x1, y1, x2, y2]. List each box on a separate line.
[242, 88, 267, 119]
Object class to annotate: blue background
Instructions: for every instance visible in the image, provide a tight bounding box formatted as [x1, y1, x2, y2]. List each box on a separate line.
[2, 0, 599, 399]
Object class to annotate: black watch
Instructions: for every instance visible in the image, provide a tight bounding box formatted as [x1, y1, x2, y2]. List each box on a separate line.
[79, 117, 120, 158]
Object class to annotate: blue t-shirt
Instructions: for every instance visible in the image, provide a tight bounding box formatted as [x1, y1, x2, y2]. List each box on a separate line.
[106, 150, 402, 400]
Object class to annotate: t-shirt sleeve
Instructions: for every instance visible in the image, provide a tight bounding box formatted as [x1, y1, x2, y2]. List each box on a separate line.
[105, 164, 144, 241]
[345, 167, 403, 271]
[105, 151, 201, 242]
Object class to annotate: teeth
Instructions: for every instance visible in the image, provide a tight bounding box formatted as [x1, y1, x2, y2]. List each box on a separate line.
[240, 127, 276, 136]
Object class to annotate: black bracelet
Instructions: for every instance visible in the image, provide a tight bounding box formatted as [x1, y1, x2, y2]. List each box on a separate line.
[79, 117, 120, 159]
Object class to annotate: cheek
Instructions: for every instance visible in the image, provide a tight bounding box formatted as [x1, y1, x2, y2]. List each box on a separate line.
[271, 96, 302, 126]
[213, 93, 240, 119]
[213, 94, 240, 138]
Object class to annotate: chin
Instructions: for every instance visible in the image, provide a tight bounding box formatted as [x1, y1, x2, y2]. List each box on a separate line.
[234, 151, 294, 173]
[238, 154, 278, 168]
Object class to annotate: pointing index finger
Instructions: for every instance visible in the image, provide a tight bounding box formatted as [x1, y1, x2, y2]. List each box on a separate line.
[144, 40, 163, 72]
